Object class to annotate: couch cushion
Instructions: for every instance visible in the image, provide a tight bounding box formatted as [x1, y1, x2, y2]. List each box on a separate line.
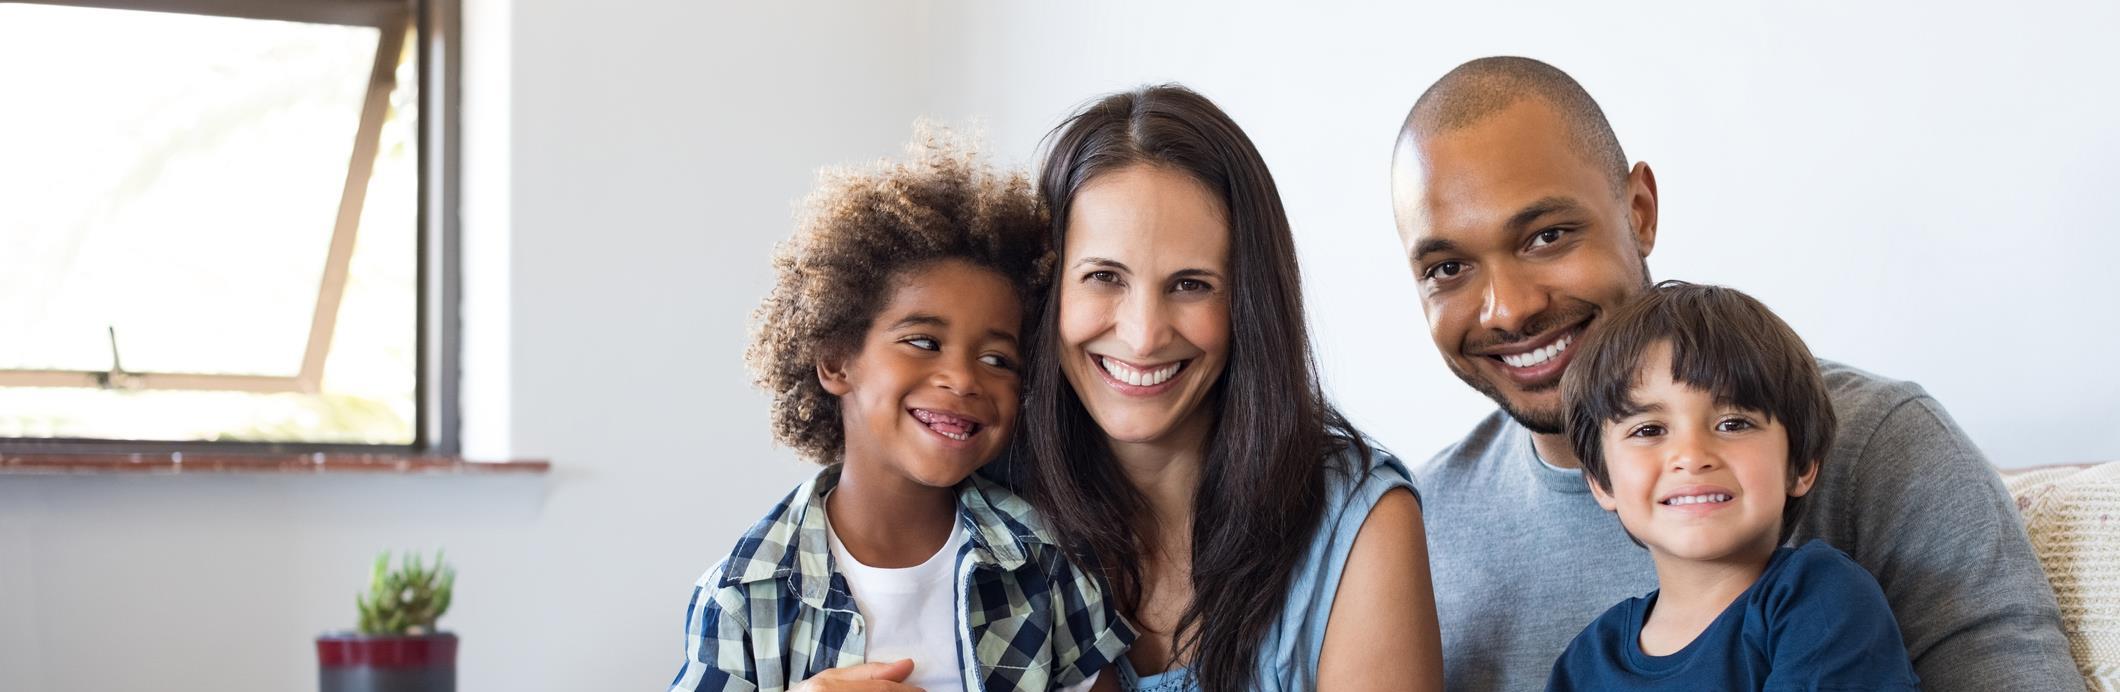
[2004, 461, 2120, 690]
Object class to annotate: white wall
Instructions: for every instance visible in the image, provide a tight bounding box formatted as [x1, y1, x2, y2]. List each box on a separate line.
[2, 2, 937, 690]
[926, 0, 2120, 468]
[5, 2, 2116, 691]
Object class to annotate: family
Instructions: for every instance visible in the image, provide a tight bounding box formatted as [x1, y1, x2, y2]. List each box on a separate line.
[668, 57, 2078, 692]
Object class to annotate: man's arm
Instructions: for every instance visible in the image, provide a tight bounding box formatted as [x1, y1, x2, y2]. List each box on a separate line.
[1843, 395, 2081, 691]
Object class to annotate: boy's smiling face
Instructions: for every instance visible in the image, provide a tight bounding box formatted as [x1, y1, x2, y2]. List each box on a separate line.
[819, 259, 1023, 488]
[1588, 341, 1818, 563]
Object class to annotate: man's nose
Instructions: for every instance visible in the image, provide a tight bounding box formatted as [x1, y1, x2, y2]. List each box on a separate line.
[1479, 264, 1551, 335]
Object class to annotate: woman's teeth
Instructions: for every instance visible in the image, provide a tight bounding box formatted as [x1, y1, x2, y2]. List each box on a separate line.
[1661, 493, 1733, 506]
[1501, 332, 1574, 369]
[1099, 357, 1181, 387]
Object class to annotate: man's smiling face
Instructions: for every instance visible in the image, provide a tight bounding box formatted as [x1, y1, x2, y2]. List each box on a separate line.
[1392, 97, 1658, 435]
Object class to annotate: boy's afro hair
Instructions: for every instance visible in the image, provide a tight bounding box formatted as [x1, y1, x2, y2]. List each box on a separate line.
[746, 126, 1053, 464]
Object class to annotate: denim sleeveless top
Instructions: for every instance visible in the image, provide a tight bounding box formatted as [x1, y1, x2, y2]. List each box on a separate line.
[1117, 448, 1418, 692]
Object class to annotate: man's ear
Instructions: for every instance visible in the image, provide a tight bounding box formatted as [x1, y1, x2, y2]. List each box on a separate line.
[1788, 460, 1822, 498]
[1626, 161, 1659, 259]
[1587, 474, 1619, 512]
[816, 357, 852, 396]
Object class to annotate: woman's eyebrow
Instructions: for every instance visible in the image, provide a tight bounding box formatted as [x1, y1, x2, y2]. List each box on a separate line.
[1072, 256, 1128, 271]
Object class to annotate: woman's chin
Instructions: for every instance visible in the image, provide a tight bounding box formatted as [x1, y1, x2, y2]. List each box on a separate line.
[1089, 417, 1185, 447]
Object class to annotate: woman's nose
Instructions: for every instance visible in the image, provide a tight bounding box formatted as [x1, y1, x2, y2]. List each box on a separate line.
[1114, 291, 1174, 358]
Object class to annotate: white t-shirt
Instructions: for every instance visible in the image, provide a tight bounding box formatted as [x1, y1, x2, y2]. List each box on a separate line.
[825, 511, 1105, 692]
[826, 511, 970, 692]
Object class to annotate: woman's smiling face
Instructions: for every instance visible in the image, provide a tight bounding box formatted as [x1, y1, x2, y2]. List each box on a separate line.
[1057, 164, 1232, 448]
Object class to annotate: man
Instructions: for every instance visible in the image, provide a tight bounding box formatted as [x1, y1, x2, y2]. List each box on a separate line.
[1391, 56, 2079, 691]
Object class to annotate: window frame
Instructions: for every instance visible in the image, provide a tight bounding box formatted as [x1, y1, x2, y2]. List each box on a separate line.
[0, 0, 461, 455]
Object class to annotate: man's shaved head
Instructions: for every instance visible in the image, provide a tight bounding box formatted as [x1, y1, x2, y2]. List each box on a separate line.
[1404, 56, 1629, 195]
[1391, 56, 1660, 441]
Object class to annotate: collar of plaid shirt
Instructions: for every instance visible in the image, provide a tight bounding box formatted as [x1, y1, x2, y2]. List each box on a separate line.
[715, 464, 1047, 609]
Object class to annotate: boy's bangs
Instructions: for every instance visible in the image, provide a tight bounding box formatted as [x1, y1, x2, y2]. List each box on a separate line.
[1580, 286, 1799, 429]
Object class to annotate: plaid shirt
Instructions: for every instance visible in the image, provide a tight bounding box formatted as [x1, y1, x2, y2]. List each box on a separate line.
[669, 465, 1134, 692]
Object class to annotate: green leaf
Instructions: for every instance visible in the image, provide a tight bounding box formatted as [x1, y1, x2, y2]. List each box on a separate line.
[352, 548, 456, 634]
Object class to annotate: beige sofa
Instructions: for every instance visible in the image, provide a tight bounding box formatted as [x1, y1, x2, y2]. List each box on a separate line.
[2003, 462, 2120, 691]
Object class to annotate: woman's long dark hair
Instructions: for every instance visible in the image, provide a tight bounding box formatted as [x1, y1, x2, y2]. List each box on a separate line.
[1022, 84, 1373, 692]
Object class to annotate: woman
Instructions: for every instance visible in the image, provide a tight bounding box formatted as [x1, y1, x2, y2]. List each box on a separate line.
[1020, 84, 1445, 692]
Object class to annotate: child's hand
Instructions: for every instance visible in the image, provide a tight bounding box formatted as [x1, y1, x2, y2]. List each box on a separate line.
[791, 658, 923, 692]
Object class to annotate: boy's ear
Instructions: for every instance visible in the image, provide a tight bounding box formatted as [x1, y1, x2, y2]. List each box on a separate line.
[1787, 459, 1822, 498]
[1587, 475, 1619, 511]
[816, 357, 852, 396]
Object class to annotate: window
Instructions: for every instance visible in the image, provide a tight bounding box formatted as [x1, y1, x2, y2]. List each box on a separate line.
[0, 0, 457, 451]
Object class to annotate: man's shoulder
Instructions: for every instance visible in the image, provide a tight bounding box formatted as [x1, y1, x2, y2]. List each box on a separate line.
[1818, 358, 1931, 423]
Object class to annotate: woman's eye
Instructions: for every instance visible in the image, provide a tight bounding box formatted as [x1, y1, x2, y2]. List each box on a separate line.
[1085, 270, 1119, 284]
[979, 353, 1014, 369]
[1529, 228, 1568, 248]
[1629, 424, 1665, 438]
[903, 337, 938, 351]
[1173, 278, 1211, 293]
[1424, 260, 1466, 281]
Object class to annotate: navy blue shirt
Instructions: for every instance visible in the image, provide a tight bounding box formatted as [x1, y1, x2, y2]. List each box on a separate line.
[1547, 540, 1920, 691]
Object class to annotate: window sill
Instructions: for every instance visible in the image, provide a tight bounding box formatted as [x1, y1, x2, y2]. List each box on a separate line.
[0, 452, 549, 475]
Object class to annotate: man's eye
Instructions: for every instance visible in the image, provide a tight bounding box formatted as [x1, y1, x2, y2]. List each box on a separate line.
[1629, 424, 1665, 438]
[1424, 260, 1466, 280]
[903, 337, 938, 351]
[1528, 228, 1570, 249]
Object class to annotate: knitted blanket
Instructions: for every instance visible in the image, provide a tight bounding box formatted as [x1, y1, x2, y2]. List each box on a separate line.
[2005, 461, 2120, 691]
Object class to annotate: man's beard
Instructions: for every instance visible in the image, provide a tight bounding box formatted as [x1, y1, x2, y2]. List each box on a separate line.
[1446, 359, 1565, 434]
[1447, 300, 1601, 436]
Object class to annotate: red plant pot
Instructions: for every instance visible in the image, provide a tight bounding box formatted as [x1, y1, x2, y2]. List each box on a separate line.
[316, 632, 457, 692]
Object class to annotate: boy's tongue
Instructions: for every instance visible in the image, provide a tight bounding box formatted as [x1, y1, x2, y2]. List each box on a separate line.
[913, 409, 975, 435]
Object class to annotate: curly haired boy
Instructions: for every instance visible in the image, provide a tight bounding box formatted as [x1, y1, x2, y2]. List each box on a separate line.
[669, 129, 1131, 692]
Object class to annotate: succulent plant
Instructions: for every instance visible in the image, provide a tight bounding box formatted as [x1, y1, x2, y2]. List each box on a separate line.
[356, 550, 455, 636]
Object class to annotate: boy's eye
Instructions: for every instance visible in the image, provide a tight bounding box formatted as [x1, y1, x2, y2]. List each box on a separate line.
[1716, 418, 1756, 432]
[979, 353, 1014, 369]
[902, 337, 938, 351]
[1628, 423, 1666, 438]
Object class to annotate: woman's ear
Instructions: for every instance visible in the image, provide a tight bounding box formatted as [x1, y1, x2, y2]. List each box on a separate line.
[816, 357, 852, 396]
[1788, 460, 1822, 498]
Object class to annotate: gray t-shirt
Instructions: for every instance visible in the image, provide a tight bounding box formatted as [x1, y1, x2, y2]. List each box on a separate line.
[1418, 359, 2080, 691]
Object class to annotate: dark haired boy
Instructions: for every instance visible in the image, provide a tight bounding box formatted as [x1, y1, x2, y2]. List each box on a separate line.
[1545, 282, 1919, 691]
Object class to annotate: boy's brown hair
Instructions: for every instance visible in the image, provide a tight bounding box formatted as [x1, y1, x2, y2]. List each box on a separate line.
[746, 127, 1052, 464]
[1563, 280, 1837, 545]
